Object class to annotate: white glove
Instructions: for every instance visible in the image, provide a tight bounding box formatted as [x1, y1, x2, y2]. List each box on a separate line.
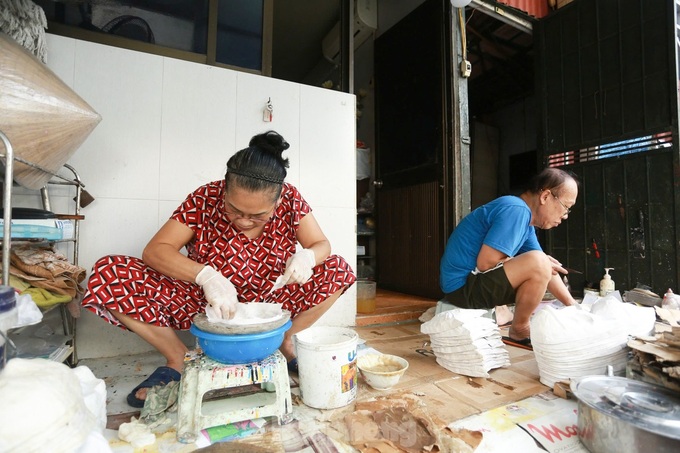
[281, 249, 316, 285]
[195, 266, 238, 320]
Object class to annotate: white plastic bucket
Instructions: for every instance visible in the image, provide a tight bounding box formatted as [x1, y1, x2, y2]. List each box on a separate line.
[294, 326, 358, 409]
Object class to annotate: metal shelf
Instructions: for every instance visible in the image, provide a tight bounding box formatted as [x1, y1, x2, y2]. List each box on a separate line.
[1, 130, 84, 366]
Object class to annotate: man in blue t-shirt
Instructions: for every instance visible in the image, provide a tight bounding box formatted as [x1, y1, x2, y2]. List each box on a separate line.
[440, 168, 578, 343]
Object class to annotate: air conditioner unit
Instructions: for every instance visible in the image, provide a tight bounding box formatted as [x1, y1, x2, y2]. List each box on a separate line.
[322, 0, 377, 63]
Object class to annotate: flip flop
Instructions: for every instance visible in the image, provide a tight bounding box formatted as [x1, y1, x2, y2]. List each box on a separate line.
[287, 358, 298, 373]
[127, 366, 182, 408]
[502, 336, 533, 351]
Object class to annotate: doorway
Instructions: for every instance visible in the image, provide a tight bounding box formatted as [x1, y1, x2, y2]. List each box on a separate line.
[373, 0, 454, 300]
[373, 0, 536, 301]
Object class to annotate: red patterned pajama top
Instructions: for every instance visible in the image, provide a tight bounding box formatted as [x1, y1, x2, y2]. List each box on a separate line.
[82, 181, 356, 330]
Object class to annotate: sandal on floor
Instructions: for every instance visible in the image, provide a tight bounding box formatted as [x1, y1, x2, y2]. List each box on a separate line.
[127, 366, 181, 408]
[287, 358, 298, 373]
[501, 336, 533, 351]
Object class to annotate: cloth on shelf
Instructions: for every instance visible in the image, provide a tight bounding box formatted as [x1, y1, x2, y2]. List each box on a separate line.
[8, 274, 81, 320]
[421, 308, 511, 378]
[21, 286, 72, 308]
[11, 272, 71, 307]
[11, 244, 85, 282]
[2, 244, 86, 298]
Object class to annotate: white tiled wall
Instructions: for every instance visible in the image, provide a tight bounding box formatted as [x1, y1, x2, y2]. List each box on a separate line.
[35, 34, 357, 359]
[159, 58, 238, 201]
[70, 41, 165, 201]
[298, 84, 357, 211]
[235, 72, 303, 187]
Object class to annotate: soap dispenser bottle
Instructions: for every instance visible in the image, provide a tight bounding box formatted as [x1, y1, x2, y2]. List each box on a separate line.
[599, 268, 615, 297]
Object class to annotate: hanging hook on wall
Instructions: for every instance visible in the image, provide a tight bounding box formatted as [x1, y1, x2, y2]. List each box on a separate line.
[263, 97, 273, 122]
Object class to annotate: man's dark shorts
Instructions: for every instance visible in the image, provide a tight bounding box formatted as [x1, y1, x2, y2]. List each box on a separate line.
[443, 265, 516, 309]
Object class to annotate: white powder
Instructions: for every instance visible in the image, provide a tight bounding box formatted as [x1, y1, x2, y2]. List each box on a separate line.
[206, 302, 284, 326]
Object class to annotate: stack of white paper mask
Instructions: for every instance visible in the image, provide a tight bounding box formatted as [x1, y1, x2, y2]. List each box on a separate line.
[531, 293, 656, 387]
[421, 309, 510, 377]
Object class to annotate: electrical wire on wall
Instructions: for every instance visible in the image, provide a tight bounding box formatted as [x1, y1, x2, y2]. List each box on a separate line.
[458, 7, 471, 77]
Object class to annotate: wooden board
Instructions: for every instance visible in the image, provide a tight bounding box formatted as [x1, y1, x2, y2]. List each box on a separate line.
[356, 324, 549, 423]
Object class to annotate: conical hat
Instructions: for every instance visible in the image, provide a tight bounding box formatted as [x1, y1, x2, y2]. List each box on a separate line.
[0, 32, 101, 189]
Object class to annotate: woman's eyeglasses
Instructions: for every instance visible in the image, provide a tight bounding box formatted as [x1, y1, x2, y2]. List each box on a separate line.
[224, 201, 276, 224]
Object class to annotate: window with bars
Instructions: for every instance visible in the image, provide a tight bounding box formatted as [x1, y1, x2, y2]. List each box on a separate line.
[547, 131, 673, 168]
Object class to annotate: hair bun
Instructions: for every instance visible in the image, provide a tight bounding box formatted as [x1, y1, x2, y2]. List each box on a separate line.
[250, 130, 289, 153]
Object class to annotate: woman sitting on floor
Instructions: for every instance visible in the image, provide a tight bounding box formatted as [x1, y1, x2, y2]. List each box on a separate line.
[82, 130, 356, 407]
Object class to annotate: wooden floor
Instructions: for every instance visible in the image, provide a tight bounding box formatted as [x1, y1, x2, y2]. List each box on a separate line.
[355, 287, 439, 327]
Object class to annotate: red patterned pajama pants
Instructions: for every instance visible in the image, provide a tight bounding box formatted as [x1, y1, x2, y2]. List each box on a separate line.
[82, 254, 356, 330]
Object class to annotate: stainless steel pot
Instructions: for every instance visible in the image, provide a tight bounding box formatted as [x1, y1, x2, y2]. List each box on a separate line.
[570, 376, 680, 453]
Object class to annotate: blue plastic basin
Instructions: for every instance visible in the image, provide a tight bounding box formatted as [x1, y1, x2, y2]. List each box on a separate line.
[190, 319, 292, 364]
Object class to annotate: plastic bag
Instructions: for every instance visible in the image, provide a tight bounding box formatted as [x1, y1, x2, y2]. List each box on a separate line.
[662, 288, 680, 310]
[15, 293, 42, 328]
[0, 358, 110, 452]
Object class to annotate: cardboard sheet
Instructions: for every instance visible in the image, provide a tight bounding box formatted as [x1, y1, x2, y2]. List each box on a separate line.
[656, 307, 680, 326]
[628, 321, 680, 391]
[628, 338, 680, 363]
[343, 392, 481, 453]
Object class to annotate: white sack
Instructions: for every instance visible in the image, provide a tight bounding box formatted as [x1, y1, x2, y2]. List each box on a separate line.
[73, 365, 108, 432]
[0, 358, 111, 453]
